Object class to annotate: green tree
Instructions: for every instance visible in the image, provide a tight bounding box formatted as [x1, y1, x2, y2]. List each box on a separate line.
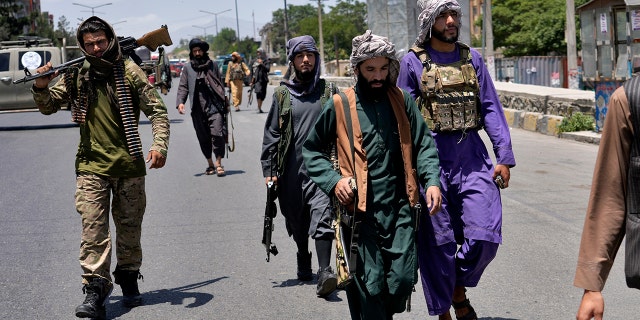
[211, 27, 237, 56]
[262, 0, 366, 64]
[491, 0, 589, 56]
[0, 0, 29, 40]
[266, 4, 317, 64]
[322, 0, 367, 61]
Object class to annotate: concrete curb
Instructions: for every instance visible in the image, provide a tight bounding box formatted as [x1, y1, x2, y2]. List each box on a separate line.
[503, 108, 600, 145]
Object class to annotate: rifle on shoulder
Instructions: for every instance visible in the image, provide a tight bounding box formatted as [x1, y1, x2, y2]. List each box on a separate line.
[13, 25, 173, 84]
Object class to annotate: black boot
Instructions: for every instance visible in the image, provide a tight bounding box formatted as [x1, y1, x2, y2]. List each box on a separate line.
[316, 266, 337, 297]
[297, 251, 313, 281]
[75, 277, 112, 319]
[113, 267, 143, 308]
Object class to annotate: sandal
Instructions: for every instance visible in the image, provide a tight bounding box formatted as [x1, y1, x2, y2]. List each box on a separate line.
[205, 167, 215, 175]
[452, 298, 477, 320]
[216, 166, 226, 177]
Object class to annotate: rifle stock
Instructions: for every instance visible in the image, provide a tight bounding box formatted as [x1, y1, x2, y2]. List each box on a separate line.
[13, 25, 173, 84]
[262, 181, 279, 262]
[133, 25, 172, 52]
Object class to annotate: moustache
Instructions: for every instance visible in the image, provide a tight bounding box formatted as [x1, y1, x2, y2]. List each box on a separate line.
[369, 80, 385, 86]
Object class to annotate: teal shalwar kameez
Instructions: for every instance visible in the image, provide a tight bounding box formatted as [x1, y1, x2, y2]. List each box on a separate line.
[303, 85, 440, 319]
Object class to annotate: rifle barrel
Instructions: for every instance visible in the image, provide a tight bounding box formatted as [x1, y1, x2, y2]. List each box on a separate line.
[13, 56, 86, 84]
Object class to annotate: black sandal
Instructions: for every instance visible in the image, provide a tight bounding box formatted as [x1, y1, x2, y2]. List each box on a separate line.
[205, 167, 215, 175]
[452, 298, 477, 320]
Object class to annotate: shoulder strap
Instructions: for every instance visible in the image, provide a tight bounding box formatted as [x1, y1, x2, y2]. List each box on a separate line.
[410, 45, 431, 71]
[457, 41, 472, 63]
[338, 91, 357, 183]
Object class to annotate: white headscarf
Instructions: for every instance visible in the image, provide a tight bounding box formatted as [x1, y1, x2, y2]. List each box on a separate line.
[415, 0, 462, 46]
[350, 30, 400, 84]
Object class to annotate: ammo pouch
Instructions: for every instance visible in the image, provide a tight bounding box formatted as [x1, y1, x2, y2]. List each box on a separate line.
[412, 44, 482, 133]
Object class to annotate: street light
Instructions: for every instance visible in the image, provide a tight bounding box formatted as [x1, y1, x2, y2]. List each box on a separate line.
[199, 9, 231, 36]
[193, 24, 215, 39]
[72, 2, 112, 16]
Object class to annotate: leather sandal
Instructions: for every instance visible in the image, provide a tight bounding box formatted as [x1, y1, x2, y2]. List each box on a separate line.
[216, 166, 225, 177]
[452, 298, 477, 320]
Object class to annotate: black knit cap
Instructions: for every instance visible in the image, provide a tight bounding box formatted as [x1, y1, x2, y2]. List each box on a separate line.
[189, 38, 209, 52]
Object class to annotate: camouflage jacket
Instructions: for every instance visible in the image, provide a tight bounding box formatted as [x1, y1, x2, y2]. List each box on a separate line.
[32, 59, 170, 177]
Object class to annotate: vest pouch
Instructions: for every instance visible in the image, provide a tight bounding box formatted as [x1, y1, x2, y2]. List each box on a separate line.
[432, 99, 454, 131]
[421, 69, 438, 94]
[416, 96, 436, 130]
[463, 92, 481, 129]
[437, 65, 466, 87]
[461, 63, 478, 86]
[451, 102, 465, 129]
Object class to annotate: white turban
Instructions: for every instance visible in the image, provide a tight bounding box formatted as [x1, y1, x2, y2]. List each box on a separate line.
[350, 30, 400, 84]
[415, 0, 462, 46]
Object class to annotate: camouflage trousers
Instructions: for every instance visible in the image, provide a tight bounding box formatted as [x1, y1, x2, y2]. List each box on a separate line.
[75, 174, 146, 284]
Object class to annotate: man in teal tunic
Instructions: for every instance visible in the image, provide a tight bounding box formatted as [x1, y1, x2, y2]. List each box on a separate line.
[303, 30, 442, 319]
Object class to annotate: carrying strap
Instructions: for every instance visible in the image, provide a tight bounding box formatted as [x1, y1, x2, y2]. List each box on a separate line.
[338, 91, 361, 276]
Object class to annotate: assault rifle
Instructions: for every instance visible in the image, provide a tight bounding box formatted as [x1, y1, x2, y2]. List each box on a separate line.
[13, 25, 173, 84]
[262, 180, 279, 262]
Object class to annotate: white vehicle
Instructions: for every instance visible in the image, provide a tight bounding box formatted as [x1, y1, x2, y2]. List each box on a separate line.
[0, 37, 64, 111]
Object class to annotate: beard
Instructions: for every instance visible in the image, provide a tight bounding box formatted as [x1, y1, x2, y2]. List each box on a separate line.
[294, 67, 315, 83]
[431, 26, 459, 44]
[357, 73, 389, 101]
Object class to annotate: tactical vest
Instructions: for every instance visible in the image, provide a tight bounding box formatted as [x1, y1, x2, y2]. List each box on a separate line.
[274, 79, 337, 176]
[229, 62, 246, 80]
[410, 42, 482, 133]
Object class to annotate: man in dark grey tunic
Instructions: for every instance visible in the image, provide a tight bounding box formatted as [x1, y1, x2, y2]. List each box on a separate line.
[260, 35, 338, 298]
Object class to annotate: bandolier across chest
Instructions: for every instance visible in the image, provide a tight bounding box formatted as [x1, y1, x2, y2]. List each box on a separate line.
[410, 43, 482, 133]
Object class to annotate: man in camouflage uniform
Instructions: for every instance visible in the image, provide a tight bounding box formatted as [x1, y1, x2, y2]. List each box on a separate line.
[31, 16, 169, 319]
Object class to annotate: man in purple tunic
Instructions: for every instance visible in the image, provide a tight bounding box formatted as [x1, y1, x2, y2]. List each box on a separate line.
[396, 0, 516, 319]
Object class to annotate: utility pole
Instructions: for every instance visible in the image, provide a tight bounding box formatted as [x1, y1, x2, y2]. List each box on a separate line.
[566, 0, 579, 89]
[234, 0, 240, 41]
[483, 0, 496, 81]
[284, 0, 289, 44]
[316, 0, 325, 75]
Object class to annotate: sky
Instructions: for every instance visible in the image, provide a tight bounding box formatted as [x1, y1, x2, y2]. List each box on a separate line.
[41, 0, 339, 52]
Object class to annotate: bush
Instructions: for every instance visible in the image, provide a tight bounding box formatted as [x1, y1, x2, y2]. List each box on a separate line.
[557, 112, 595, 133]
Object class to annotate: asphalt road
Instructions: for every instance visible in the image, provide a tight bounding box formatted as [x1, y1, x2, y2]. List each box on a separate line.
[0, 79, 637, 319]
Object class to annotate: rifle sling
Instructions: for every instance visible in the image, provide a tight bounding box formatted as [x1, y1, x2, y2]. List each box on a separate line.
[338, 91, 361, 274]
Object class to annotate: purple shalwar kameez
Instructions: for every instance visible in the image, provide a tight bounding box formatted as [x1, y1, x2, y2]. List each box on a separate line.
[397, 43, 516, 316]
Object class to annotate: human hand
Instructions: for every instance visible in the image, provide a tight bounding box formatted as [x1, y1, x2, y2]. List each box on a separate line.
[146, 150, 166, 169]
[177, 104, 185, 114]
[494, 164, 511, 189]
[33, 62, 57, 89]
[424, 185, 442, 215]
[334, 177, 356, 206]
[265, 176, 278, 185]
[576, 290, 604, 320]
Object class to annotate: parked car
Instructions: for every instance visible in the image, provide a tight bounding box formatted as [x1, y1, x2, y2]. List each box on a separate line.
[0, 37, 64, 111]
[169, 59, 183, 77]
